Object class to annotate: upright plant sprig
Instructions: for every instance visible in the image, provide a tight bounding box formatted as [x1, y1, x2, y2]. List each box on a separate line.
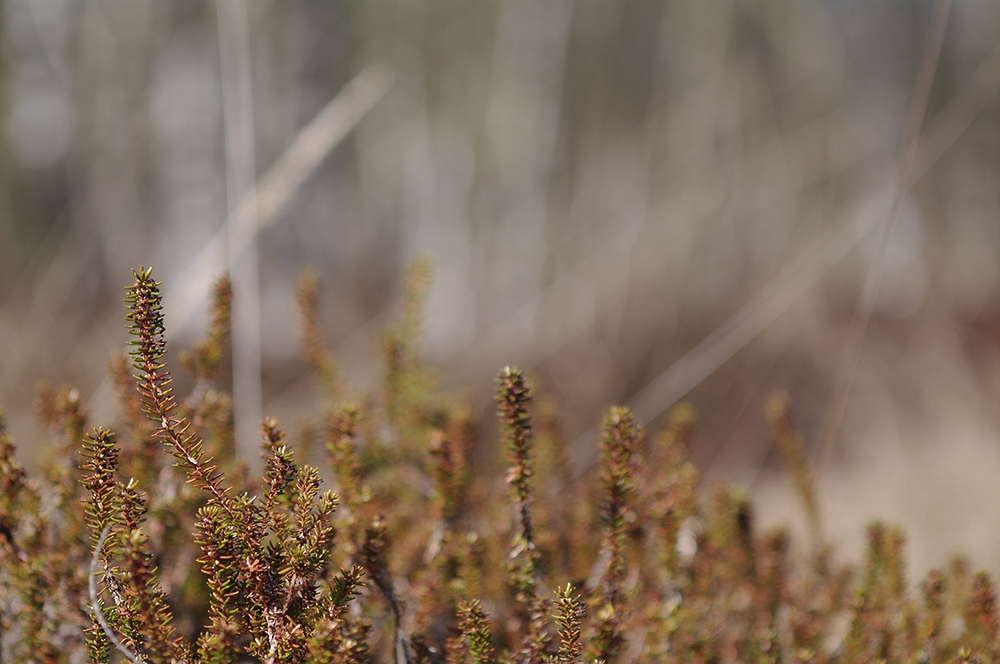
[117, 503, 188, 661]
[190, 423, 292, 660]
[297, 270, 338, 398]
[3, 393, 98, 661]
[327, 404, 367, 519]
[591, 406, 640, 664]
[766, 393, 821, 549]
[842, 521, 912, 662]
[82, 429, 189, 663]
[0, 415, 58, 661]
[496, 367, 537, 562]
[919, 569, 947, 660]
[125, 267, 235, 519]
[192, 503, 243, 662]
[552, 584, 585, 664]
[79, 429, 121, 550]
[457, 600, 494, 664]
[178, 274, 235, 461]
[110, 352, 161, 488]
[252, 419, 346, 662]
[303, 564, 366, 662]
[34, 383, 90, 545]
[34, 382, 89, 463]
[123, 267, 240, 659]
[427, 416, 470, 528]
[496, 367, 549, 663]
[644, 403, 699, 583]
[963, 572, 998, 658]
[82, 421, 190, 662]
[287, 463, 340, 611]
[180, 275, 233, 383]
[124, 268, 378, 662]
[382, 256, 434, 442]
[411, 415, 475, 662]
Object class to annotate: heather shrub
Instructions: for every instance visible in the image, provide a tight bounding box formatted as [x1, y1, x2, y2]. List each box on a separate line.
[0, 266, 996, 663]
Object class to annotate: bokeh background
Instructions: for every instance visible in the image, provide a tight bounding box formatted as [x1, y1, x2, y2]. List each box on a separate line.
[0, 1, 997, 577]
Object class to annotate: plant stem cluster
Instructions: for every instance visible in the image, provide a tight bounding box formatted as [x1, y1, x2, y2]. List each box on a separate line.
[0, 267, 993, 664]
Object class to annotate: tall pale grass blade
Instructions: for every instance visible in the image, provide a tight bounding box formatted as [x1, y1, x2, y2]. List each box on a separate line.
[86, 64, 394, 426]
[568, 19, 998, 475]
[163, 64, 394, 340]
[217, 0, 263, 467]
[816, 0, 952, 471]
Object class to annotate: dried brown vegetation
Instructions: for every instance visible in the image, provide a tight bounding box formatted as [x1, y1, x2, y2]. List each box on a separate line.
[0, 266, 996, 663]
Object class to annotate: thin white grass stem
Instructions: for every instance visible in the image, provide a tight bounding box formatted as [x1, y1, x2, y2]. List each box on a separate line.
[81, 64, 393, 426]
[567, 6, 995, 476]
[816, 0, 953, 471]
[217, 0, 263, 468]
[162, 64, 394, 343]
[89, 523, 140, 664]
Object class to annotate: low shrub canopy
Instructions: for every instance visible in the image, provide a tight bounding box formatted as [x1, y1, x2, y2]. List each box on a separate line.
[0, 266, 995, 663]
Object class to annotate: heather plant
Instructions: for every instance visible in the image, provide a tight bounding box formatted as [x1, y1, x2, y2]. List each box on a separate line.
[0, 266, 996, 664]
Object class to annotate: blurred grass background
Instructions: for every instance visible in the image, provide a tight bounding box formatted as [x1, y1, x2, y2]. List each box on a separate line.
[0, 1, 997, 577]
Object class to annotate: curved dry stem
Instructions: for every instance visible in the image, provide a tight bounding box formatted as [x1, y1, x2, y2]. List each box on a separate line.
[89, 523, 140, 664]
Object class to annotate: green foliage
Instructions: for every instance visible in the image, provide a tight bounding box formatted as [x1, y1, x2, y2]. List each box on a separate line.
[457, 600, 494, 664]
[552, 585, 585, 664]
[0, 265, 996, 663]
